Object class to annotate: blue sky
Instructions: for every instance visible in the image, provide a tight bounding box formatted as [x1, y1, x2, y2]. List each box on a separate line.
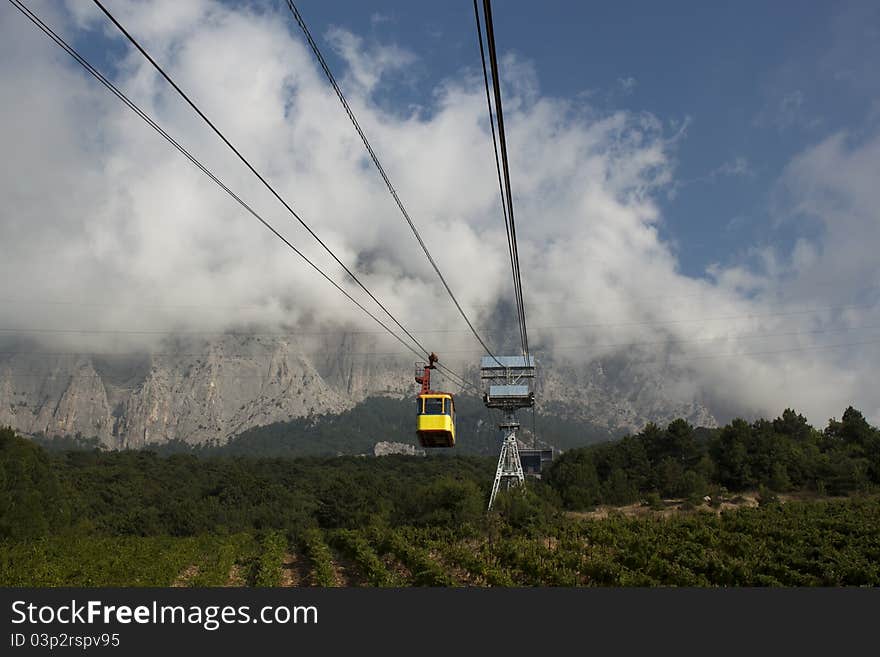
[274, 0, 880, 277]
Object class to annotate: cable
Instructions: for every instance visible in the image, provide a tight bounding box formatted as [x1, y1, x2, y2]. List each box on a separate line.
[6, 0, 430, 366]
[436, 361, 479, 394]
[473, 0, 524, 360]
[90, 0, 432, 362]
[480, 0, 530, 360]
[285, 0, 506, 368]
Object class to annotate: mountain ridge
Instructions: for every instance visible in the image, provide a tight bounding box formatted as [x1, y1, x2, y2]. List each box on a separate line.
[0, 333, 716, 447]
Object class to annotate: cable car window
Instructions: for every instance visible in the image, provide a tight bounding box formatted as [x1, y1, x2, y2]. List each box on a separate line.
[446, 399, 454, 416]
[424, 397, 443, 414]
[417, 397, 423, 414]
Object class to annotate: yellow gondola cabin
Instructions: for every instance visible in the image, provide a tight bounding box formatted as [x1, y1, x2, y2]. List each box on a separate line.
[414, 353, 456, 448]
[416, 393, 456, 448]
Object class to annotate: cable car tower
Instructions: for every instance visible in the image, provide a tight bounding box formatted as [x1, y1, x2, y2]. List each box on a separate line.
[481, 355, 536, 510]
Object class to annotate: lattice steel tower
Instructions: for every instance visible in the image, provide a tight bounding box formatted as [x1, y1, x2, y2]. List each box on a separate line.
[480, 355, 536, 510]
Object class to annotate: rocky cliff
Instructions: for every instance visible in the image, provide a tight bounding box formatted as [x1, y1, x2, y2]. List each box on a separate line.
[0, 333, 716, 447]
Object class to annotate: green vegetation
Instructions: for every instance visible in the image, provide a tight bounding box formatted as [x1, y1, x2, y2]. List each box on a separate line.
[301, 528, 336, 587]
[2, 500, 879, 587]
[563, 497, 880, 586]
[545, 407, 880, 508]
[1, 405, 879, 586]
[0, 535, 213, 586]
[330, 529, 399, 587]
[253, 530, 287, 587]
[190, 533, 256, 586]
[429, 536, 516, 586]
[379, 528, 457, 586]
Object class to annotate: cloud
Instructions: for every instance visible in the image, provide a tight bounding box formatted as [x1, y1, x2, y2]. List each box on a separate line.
[617, 76, 637, 95]
[680, 156, 754, 188]
[754, 89, 823, 132]
[324, 26, 416, 94]
[666, 155, 753, 203]
[774, 131, 880, 298]
[370, 12, 395, 27]
[713, 156, 753, 179]
[1, 1, 879, 426]
[723, 215, 749, 233]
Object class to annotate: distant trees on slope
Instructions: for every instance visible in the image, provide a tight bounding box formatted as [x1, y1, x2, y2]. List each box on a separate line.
[545, 407, 880, 509]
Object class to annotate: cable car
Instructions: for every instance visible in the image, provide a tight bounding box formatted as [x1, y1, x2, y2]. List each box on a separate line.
[415, 353, 456, 448]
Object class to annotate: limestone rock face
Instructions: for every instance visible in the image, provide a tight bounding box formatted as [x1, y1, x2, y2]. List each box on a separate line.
[111, 338, 353, 448]
[536, 357, 718, 434]
[0, 334, 716, 447]
[373, 441, 425, 457]
[0, 334, 392, 447]
[0, 354, 114, 443]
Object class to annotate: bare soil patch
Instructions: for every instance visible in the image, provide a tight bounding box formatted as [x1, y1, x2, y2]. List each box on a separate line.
[171, 564, 200, 587]
[428, 548, 472, 587]
[566, 492, 766, 521]
[381, 553, 412, 584]
[330, 551, 366, 587]
[279, 552, 308, 587]
[225, 564, 246, 587]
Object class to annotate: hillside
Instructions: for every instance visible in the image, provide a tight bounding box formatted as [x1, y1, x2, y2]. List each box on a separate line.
[198, 395, 621, 457]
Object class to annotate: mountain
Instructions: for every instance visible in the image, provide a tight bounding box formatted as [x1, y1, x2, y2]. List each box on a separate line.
[0, 332, 716, 449]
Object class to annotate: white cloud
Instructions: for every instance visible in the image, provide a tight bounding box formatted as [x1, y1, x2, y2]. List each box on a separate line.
[774, 131, 880, 298]
[1, 1, 879, 425]
[617, 76, 637, 95]
[714, 156, 753, 179]
[370, 12, 395, 27]
[754, 89, 823, 132]
[324, 26, 416, 94]
[677, 156, 754, 190]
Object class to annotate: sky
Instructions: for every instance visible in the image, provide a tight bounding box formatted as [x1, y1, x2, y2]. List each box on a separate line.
[1, 0, 879, 425]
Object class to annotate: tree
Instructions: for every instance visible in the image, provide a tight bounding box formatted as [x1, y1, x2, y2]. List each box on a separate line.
[491, 486, 556, 532]
[0, 428, 70, 539]
[667, 419, 700, 468]
[836, 407, 874, 446]
[410, 477, 484, 528]
[679, 469, 708, 499]
[545, 451, 601, 509]
[604, 468, 638, 505]
[656, 457, 685, 498]
[772, 408, 811, 442]
[711, 419, 754, 490]
[768, 462, 791, 492]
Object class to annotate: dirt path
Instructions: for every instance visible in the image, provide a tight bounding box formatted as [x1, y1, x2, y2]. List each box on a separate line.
[381, 553, 411, 585]
[566, 493, 763, 521]
[330, 551, 366, 587]
[279, 552, 310, 587]
[171, 564, 200, 587]
[428, 548, 471, 587]
[226, 564, 246, 587]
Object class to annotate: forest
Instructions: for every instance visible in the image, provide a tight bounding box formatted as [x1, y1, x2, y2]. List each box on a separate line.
[2, 405, 879, 586]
